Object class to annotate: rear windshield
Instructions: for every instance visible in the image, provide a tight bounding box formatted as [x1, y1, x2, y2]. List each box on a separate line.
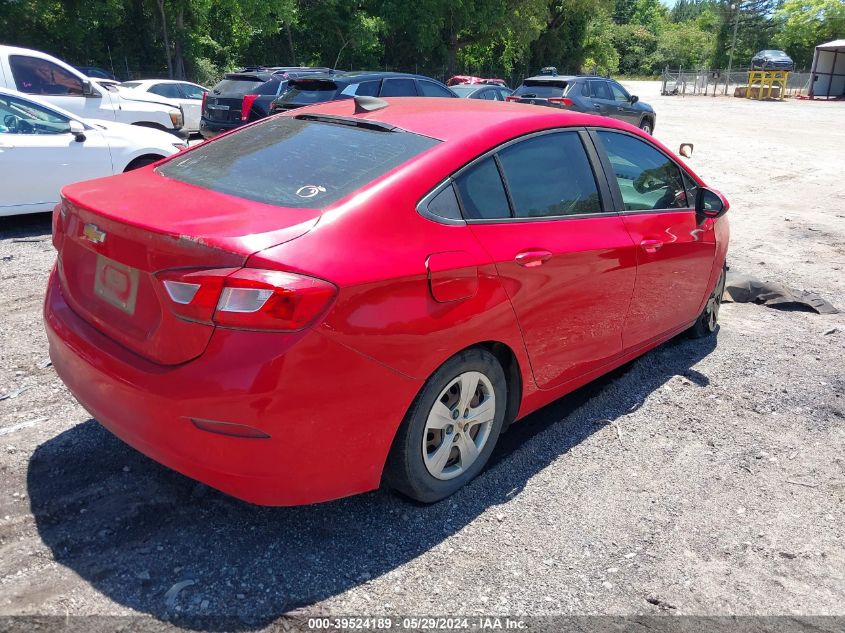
[156, 116, 439, 209]
[513, 81, 568, 98]
[212, 76, 267, 97]
[278, 80, 339, 105]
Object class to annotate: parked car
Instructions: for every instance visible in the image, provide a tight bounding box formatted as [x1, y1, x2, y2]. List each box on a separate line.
[751, 50, 794, 71]
[45, 97, 729, 506]
[509, 74, 657, 134]
[269, 71, 457, 114]
[450, 83, 513, 101]
[0, 88, 184, 216]
[200, 66, 330, 139]
[0, 46, 185, 137]
[447, 75, 508, 87]
[74, 66, 118, 82]
[121, 80, 207, 134]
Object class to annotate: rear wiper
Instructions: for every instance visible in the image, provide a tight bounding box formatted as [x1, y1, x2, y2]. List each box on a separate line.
[294, 113, 402, 133]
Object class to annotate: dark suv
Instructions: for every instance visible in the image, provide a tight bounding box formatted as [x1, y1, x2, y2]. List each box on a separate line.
[269, 71, 457, 113]
[509, 75, 656, 134]
[200, 66, 330, 138]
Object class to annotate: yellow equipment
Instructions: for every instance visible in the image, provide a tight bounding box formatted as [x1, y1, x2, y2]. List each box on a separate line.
[746, 70, 789, 100]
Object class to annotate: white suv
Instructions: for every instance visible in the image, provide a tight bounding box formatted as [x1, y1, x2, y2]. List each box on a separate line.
[0, 45, 185, 137]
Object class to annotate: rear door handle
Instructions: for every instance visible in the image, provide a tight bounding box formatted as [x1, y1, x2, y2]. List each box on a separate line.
[640, 239, 663, 254]
[515, 249, 552, 267]
[593, 104, 602, 111]
[0, 142, 14, 149]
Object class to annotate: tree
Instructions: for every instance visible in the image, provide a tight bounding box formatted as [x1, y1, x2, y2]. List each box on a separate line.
[774, 0, 845, 67]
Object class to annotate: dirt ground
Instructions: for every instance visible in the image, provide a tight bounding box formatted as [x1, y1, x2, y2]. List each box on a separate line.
[0, 82, 843, 629]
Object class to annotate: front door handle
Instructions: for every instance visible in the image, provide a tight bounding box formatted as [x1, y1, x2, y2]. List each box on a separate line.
[593, 104, 602, 111]
[640, 239, 663, 254]
[515, 249, 552, 267]
[0, 142, 14, 150]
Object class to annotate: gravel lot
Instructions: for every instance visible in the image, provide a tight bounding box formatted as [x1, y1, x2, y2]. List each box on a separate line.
[0, 82, 843, 629]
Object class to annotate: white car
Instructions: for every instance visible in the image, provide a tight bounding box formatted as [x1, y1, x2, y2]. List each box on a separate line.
[120, 80, 207, 134]
[0, 45, 186, 137]
[0, 88, 185, 216]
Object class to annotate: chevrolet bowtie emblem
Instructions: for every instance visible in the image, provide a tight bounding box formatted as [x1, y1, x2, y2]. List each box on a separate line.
[82, 223, 106, 244]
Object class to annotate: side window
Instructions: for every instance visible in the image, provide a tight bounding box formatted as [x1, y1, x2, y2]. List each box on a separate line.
[418, 80, 454, 97]
[380, 78, 418, 97]
[424, 183, 463, 221]
[480, 89, 498, 101]
[252, 79, 281, 96]
[589, 81, 611, 100]
[10, 55, 84, 96]
[498, 132, 602, 218]
[0, 94, 71, 134]
[608, 82, 630, 102]
[597, 131, 687, 211]
[179, 83, 206, 100]
[680, 171, 698, 209]
[581, 82, 590, 97]
[340, 80, 380, 97]
[454, 157, 510, 220]
[149, 83, 182, 98]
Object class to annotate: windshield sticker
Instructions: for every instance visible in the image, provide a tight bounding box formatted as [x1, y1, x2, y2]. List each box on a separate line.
[296, 185, 327, 198]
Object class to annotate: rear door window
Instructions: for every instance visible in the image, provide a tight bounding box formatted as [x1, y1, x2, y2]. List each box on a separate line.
[340, 80, 381, 97]
[149, 83, 181, 99]
[453, 157, 510, 220]
[10, 55, 84, 96]
[157, 116, 439, 209]
[417, 80, 454, 97]
[498, 132, 602, 218]
[380, 78, 418, 97]
[589, 81, 612, 100]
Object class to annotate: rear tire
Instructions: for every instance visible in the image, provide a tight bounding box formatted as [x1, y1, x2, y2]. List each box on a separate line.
[689, 263, 726, 338]
[384, 348, 507, 503]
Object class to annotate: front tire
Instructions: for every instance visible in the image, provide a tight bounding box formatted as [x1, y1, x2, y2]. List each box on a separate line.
[689, 263, 726, 338]
[384, 348, 507, 503]
[639, 118, 653, 135]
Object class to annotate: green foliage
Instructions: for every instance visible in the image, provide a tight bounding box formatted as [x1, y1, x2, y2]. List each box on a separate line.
[0, 0, 834, 83]
[773, 0, 845, 67]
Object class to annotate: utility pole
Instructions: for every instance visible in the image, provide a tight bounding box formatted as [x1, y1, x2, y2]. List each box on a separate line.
[725, 2, 741, 95]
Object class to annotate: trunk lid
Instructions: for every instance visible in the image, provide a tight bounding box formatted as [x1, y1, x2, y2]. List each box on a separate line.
[56, 168, 320, 365]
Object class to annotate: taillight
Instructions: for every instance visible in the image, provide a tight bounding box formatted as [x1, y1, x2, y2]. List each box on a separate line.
[548, 97, 574, 106]
[505, 96, 520, 102]
[51, 202, 67, 250]
[156, 268, 337, 332]
[201, 90, 207, 114]
[241, 94, 259, 121]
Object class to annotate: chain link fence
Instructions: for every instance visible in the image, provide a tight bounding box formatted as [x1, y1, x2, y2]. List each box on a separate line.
[660, 67, 812, 97]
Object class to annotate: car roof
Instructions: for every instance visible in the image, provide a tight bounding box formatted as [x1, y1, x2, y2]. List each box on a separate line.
[286, 97, 630, 144]
[290, 71, 443, 84]
[522, 75, 578, 83]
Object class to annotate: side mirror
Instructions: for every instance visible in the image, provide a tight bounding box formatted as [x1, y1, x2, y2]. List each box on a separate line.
[82, 79, 100, 98]
[679, 143, 694, 158]
[629, 94, 639, 104]
[696, 187, 729, 219]
[68, 120, 86, 142]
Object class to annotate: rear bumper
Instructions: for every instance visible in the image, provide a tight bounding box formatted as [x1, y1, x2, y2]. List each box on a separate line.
[199, 119, 241, 139]
[44, 268, 421, 506]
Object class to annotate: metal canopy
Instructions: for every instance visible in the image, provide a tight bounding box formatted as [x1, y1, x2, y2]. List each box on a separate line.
[809, 39, 845, 97]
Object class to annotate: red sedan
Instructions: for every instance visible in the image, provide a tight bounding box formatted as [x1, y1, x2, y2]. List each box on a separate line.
[44, 97, 729, 506]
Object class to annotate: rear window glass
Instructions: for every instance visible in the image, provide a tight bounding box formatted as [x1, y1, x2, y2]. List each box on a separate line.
[252, 78, 283, 95]
[513, 81, 567, 98]
[279, 80, 339, 105]
[212, 77, 265, 97]
[157, 117, 439, 209]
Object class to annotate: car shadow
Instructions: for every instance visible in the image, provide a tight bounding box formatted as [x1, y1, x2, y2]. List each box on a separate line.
[0, 212, 52, 241]
[27, 332, 716, 629]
